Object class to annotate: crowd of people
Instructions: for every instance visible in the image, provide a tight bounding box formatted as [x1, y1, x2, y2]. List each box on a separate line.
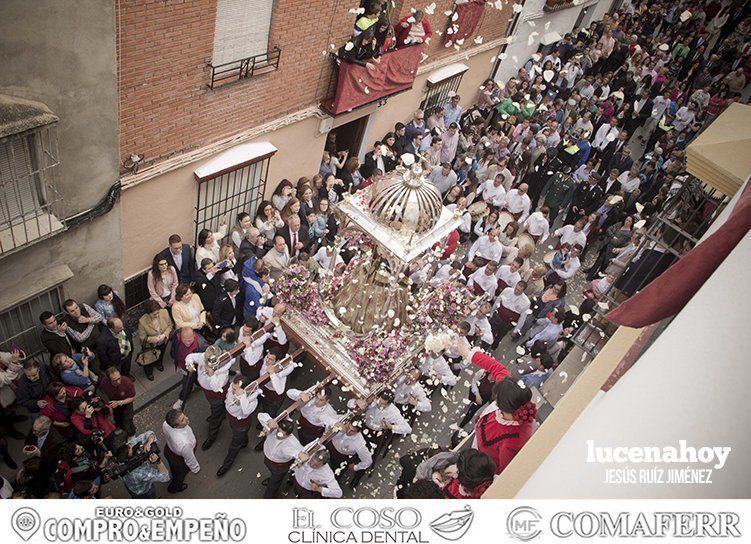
[0, 0, 748, 500]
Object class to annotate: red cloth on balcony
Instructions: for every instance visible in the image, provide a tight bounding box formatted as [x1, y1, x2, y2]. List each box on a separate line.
[326, 45, 424, 115]
[444, 0, 486, 47]
[606, 181, 751, 328]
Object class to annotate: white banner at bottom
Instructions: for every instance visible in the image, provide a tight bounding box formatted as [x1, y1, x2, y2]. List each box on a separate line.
[0, 499, 748, 544]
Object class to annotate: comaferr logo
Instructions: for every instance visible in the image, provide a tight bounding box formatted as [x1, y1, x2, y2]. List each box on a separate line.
[507, 506, 542, 542]
[429, 506, 474, 541]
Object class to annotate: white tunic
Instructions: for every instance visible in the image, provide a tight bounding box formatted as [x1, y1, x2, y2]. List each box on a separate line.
[468, 267, 498, 297]
[287, 389, 341, 428]
[162, 421, 200, 472]
[523, 211, 550, 242]
[467, 235, 504, 262]
[555, 224, 587, 249]
[331, 431, 373, 470]
[504, 189, 531, 221]
[257, 412, 303, 463]
[420, 354, 458, 386]
[260, 357, 295, 394]
[393, 378, 432, 413]
[293, 462, 343, 498]
[347, 399, 412, 435]
[477, 180, 506, 207]
[494, 287, 530, 331]
[495, 265, 521, 288]
[186, 352, 231, 393]
[225, 386, 262, 419]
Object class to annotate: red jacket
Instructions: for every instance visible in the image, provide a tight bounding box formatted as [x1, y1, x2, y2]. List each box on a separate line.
[437, 230, 460, 260]
[442, 477, 492, 499]
[469, 350, 510, 383]
[394, 16, 432, 48]
[70, 405, 116, 438]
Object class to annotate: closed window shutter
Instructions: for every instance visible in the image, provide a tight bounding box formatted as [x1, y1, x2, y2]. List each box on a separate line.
[0, 135, 45, 225]
[212, 0, 274, 65]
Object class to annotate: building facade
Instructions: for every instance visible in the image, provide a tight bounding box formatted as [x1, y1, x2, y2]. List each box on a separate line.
[117, 0, 514, 304]
[0, 0, 122, 354]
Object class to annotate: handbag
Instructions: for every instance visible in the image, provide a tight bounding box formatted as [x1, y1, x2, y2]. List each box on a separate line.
[135, 347, 161, 367]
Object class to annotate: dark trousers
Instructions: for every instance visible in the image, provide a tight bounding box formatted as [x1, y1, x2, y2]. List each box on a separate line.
[239, 360, 260, 381]
[113, 404, 135, 437]
[263, 459, 291, 499]
[489, 314, 515, 349]
[294, 481, 323, 499]
[179, 372, 198, 404]
[205, 395, 226, 441]
[459, 397, 486, 428]
[221, 421, 250, 470]
[165, 446, 190, 492]
[120, 352, 133, 377]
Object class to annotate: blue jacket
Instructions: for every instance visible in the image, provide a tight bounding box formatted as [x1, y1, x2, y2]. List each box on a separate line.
[242, 256, 266, 318]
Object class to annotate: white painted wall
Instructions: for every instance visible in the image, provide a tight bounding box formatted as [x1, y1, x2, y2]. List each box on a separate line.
[493, 0, 604, 83]
[516, 178, 751, 498]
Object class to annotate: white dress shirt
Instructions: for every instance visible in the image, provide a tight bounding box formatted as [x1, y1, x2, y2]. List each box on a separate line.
[347, 399, 412, 435]
[592, 124, 619, 150]
[240, 331, 271, 368]
[523, 211, 550, 242]
[225, 386, 262, 419]
[186, 352, 231, 393]
[260, 357, 295, 395]
[477, 180, 506, 207]
[331, 431, 373, 470]
[294, 462, 343, 498]
[420, 354, 458, 386]
[287, 389, 340, 428]
[526, 318, 564, 348]
[496, 264, 521, 289]
[162, 421, 200, 472]
[468, 267, 498, 297]
[466, 313, 493, 345]
[393, 378, 432, 413]
[257, 412, 303, 463]
[313, 247, 344, 271]
[617, 171, 640, 194]
[504, 189, 531, 221]
[467, 235, 504, 262]
[495, 287, 531, 332]
[552, 255, 581, 279]
[255, 308, 288, 345]
[555, 224, 587, 248]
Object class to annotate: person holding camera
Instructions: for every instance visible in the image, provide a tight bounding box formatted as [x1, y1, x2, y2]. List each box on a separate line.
[69, 395, 117, 451]
[114, 431, 170, 499]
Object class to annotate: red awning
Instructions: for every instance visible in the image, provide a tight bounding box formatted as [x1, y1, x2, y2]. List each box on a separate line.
[323, 45, 424, 116]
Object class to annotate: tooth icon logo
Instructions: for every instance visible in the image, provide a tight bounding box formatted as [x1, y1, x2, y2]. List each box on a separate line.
[429, 505, 474, 541]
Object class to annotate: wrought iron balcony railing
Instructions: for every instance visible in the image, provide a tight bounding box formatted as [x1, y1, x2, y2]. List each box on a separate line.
[207, 47, 282, 90]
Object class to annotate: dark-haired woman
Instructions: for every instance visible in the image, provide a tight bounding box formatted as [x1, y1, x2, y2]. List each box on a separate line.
[94, 285, 128, 321]
[146, 255, 178, 309]
[195, 218, 228, 267]
[272, 179, 295, 212]
[255, 200, 284, 246]
[441, 449, 496, 499]
[231, 212, 253, 253]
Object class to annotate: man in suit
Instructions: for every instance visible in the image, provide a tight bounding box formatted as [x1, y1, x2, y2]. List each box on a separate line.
[600, 168, 622, 196]
[607, 144, 633, 176]
[212, 279, 244, 330]
[194, 258, 222, 313]
[238, 227, 267, 261]
[565, 172, 604, 224]
[279, 215, 310, 259]
[598, 130, 629, 175]
[363, 141, 394, 176]
[25, 416, 65, 465]
[159, 234, 197, 285]
[262, 235, 291, 281]
[96, 317, 134, 377]
[632, 90, 654, 136]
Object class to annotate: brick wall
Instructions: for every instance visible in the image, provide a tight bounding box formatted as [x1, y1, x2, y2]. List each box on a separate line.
[117, 0, 512, 168]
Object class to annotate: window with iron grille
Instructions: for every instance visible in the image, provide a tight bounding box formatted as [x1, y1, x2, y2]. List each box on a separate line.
[419, 69, 467, 115]
[193, 145, 275, 247]
[0, 285, 64, 357]
[208, 0, 280, 89]
[0, 126, 65, 256]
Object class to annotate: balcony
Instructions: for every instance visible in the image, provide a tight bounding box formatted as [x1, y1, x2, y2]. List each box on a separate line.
[207, 47, 282, 90]
[321, 44, 424, 116]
